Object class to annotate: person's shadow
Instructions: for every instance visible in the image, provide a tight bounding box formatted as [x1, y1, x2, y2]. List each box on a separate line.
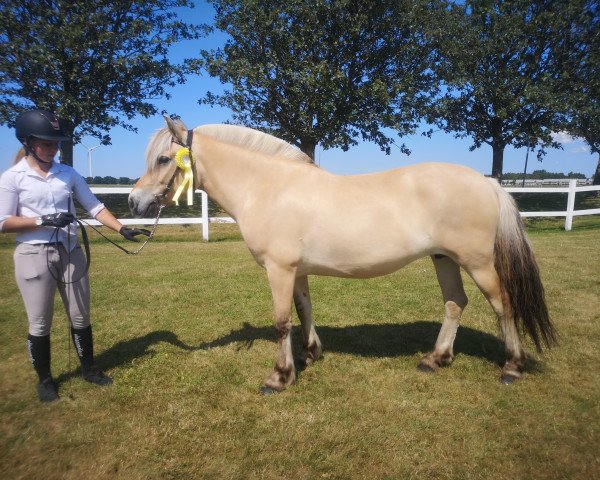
[56, 321, 543, 384]
[55, 330, 196, 384]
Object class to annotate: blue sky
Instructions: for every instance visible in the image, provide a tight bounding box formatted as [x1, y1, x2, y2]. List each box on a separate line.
[1, 1, 596, 179]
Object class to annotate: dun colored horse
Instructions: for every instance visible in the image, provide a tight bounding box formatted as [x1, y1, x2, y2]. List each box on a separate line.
[128, 117, 557, 394]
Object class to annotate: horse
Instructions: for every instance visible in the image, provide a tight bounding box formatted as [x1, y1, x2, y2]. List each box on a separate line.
[128, 117, 557, 394]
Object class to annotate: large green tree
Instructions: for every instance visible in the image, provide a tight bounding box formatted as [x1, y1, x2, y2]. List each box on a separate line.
[429, 0, 574, 180]
[0, 0, 205, 166]
[199, 0, 438, 160]
[554, 0, 600, 185]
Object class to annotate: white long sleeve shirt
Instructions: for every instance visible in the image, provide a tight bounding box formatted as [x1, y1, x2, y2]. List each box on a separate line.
[0, 159, 105, 250]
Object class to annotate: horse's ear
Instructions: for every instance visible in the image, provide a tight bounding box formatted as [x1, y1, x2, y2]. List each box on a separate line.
[163, 115, 187, 145]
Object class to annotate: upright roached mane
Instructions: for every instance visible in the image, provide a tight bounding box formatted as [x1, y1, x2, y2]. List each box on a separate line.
[129, 118, 557, 395]
[146, 122, 311, 170]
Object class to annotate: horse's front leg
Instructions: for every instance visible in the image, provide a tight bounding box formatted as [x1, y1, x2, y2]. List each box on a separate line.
[261, 263, 297, 395]
[294, 275, 322, 367]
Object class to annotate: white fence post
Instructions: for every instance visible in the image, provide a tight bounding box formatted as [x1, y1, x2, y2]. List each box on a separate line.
[565, 179, 576, 231]
[200, 190, 209, 241]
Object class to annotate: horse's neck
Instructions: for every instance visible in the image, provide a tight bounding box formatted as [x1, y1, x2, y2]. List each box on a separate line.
[197, 139, 275, 221]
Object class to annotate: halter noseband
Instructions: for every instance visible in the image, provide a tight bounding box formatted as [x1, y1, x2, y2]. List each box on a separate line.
[156, 129, 196, 202]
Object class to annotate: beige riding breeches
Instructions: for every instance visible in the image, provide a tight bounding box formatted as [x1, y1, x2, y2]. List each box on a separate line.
[14, 242, 90, 336]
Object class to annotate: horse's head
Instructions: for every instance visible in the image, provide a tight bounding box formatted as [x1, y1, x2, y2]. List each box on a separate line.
[128, 116, 195, 218]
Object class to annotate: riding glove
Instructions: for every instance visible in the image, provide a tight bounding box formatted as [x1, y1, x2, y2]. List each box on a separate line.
[40, 212, 75, 228]
[119, 226, 151, 242]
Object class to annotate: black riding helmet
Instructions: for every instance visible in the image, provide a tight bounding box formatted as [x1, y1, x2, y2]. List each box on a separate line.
[15, 109, 70, 144]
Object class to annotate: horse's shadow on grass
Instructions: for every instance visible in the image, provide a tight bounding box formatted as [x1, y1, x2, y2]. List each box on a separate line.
[56, 321, 543, 383]
[198, 321, 543, 374]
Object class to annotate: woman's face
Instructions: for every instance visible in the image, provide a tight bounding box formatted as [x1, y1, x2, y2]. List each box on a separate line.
[29, 137, 59, 163]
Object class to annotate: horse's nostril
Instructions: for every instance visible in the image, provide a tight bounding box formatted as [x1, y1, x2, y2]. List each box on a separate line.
[144, 202, 158, 218]
[128, 197, 138, 215]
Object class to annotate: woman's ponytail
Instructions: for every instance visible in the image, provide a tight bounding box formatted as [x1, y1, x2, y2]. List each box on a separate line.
[13, 147, 26, 165]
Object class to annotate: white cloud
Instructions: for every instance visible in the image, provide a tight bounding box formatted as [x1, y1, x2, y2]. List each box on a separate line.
[570, 145, 590, 154]
[551, 131, 577, 144]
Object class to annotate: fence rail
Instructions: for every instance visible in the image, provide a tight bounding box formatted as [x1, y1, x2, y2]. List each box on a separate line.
[88, 180, 599, 240]
[504, 180, 600, 231]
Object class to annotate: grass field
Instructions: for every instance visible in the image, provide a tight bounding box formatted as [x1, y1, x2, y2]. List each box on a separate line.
[0, 219, 599, 480]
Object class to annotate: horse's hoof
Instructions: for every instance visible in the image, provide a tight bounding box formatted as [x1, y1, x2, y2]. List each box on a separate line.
[500, 373, 518, 385]
[417, 363, 435, 373]
[259, 386, 279, 396]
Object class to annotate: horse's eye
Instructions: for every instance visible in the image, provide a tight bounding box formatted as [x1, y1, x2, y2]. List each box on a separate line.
[158, 155, 171, 166]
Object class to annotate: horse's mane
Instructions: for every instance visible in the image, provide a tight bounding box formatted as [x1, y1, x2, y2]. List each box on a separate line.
[146, 122, 312, 169]
[198, 124, 312, 163]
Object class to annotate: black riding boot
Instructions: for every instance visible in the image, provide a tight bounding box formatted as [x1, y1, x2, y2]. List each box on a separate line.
[70, 326, 112, 386]
[27, 334, 59, 402]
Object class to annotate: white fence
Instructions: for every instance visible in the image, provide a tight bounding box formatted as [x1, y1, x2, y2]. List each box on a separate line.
[503, 180, 600, 231]
[89, 179, 599, 239]
[500, 178, 593, 187]
[87, 187, 234, 241]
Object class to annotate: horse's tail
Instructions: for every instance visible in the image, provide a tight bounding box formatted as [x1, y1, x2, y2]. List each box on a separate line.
[490, 179, 558, 352]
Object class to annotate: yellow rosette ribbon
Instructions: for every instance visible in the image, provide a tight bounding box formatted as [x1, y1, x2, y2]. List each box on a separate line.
[172, 147, 194, 206]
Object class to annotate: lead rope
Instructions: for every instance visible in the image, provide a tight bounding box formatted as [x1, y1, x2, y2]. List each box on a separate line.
[77, 204, 164, 255]
[66, 198, 74, 399]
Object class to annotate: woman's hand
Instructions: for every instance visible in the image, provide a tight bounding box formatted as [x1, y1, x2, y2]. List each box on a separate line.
[40, 212, 75, 228]
[119, 227, 151, 242]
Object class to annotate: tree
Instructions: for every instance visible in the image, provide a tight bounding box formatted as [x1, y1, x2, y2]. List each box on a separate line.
[199, 0, 438, 160]
[0, 0, 206, 166]
[429, 0, 572, 180]
[554, 1, 600, 185]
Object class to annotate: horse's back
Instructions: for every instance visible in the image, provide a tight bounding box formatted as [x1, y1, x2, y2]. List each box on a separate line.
[304, 162, 500, 241]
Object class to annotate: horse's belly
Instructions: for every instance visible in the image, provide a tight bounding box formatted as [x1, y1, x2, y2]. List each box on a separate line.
[299, 258, 416, 278]
[298, 237, 430, 278]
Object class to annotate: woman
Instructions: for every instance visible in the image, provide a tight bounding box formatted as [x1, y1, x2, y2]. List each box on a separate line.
[0, 109, 149, 402]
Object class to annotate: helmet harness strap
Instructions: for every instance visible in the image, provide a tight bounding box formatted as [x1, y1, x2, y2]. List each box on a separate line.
[23, 137, 55, 165]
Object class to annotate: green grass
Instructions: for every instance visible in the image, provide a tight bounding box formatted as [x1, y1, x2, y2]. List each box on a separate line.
[0, 222, 599, 480]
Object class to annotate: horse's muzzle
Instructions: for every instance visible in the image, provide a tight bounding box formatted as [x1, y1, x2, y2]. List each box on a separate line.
[128, 191, 159, 218]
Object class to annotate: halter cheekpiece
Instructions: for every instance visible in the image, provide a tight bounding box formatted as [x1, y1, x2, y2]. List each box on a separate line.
[158, 129, 196, 205]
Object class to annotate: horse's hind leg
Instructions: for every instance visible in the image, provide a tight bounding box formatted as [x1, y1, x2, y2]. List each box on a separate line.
[466, 264, 527, 384]
[418, 255, 468, 372]
[293, 275, 322, 367]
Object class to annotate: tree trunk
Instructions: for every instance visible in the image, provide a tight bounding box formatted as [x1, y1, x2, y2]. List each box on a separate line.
[491, 143, 505, 181]
[59, 122, 75, 167]
[59, 141, 74, 167]
[593, 153, 600, 186]
[299, 140, 316, 163]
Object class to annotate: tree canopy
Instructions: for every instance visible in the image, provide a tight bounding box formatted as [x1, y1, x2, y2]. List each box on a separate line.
[0, 0, 206, 165]
[553, 0, 600, 184]
[199, 0, 439, 160]
[2, 0, 597, 181]
[427, 0, 581, 180]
